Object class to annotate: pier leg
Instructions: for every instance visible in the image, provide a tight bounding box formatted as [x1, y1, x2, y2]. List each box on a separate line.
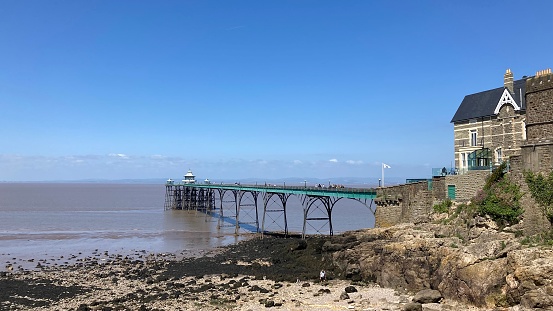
[217, 190, 224, 229]
[261, 194, 267, 238]
[234, 191, 240, 235]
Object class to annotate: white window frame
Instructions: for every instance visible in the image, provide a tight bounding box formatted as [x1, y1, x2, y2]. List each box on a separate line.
[470, 130, 478, 147]
[522, 120, 527, 140]
[496, 148, 502, 164]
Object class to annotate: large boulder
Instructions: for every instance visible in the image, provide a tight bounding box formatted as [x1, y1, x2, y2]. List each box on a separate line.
[412, 289, 442, 303]
[402, 303, 422, 311]
[505, 248, 553, 309]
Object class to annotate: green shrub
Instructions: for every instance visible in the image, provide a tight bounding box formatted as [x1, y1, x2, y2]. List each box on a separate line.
[484, 162, 508, 190]
[471, 164, 523, 228]
[433, 199, 452, 214]
[520, 230, 553, 246]
[524, 170, 553, 223]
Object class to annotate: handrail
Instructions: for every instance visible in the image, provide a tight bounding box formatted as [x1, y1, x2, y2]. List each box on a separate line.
[165, 183, 377, 199]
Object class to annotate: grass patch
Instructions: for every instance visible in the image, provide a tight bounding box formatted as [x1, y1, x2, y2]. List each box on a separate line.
[433, 199, 452, 214]
[520, 230, 553, 246]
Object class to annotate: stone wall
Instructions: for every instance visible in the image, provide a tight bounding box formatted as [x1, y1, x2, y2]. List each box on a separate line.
[507, 71, 553, 234]
[432, 176, 446, 201]
[525, 72, 553, 143]
[444, 170, 490, 202]
[374, 171, 489, 227]
[374, 181, 433, 227]
[509, 155, 551, 235]
[520, 143, 553, 173]
[374, 205, 402, 228]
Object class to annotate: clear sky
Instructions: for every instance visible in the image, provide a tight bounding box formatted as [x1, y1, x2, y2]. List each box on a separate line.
[1, 1, 552, 182]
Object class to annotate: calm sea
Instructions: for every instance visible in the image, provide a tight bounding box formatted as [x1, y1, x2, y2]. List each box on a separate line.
[0, 183, 374, 271]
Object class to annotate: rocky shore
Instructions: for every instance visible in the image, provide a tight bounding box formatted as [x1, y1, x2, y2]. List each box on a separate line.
[1, 224, 550, 310]
[328, 222, 553, 311]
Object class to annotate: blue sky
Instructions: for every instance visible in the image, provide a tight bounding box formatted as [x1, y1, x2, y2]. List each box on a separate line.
[1, 1, 552, 182]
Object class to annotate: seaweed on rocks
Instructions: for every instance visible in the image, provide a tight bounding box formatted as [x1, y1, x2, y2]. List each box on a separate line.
[162, 235, 331, 282]
[0, 278, 85, 308]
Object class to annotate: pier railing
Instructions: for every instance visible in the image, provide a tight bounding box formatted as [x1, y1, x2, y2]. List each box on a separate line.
[165, 182, 377, 199]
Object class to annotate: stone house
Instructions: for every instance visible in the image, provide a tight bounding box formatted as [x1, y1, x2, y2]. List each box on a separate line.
[375, 68, 553, 229]
[451, 69, 527, 174]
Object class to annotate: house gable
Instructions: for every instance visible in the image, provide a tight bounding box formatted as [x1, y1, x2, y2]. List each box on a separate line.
[494, 89, 521, 114]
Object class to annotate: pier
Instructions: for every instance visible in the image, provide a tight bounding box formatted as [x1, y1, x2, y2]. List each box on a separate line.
[164, 181, 377, 238]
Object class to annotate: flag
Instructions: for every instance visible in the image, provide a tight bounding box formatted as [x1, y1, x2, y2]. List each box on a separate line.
[383, 163, 391, 169]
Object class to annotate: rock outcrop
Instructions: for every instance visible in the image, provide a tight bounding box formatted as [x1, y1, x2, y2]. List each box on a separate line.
[327, 223, 553, 309]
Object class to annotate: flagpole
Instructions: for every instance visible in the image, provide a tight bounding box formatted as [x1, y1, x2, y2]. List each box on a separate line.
[382, 163, 384, 187]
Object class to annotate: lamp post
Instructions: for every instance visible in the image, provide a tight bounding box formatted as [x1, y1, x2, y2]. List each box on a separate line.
[378, 179, 381, 187]
[304, 180, 307, 188]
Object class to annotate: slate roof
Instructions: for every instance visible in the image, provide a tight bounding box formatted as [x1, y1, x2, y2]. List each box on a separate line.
[451, 78, 527, 123]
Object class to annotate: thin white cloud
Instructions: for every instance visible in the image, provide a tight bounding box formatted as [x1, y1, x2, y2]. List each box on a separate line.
[329, 159, 338, 163]
[293, 160, 302, 165]
[108, 153, 129, 159]
[346, 160, 364, 165]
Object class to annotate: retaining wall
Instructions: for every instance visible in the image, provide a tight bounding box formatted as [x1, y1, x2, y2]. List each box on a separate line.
[374, 181, 432, 227]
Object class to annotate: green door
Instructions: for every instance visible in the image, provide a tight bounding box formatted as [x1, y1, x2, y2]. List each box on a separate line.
[447, 185, 456, 200]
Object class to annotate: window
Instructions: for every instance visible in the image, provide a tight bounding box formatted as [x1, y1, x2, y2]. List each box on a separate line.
[496, 148, 502, 164]
[522, 120, 527, 140]
[462, 153, 466, 168]
[470, 130, 478, 146]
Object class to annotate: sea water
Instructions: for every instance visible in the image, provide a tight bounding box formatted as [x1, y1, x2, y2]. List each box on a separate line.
[0, 183, 375, 271]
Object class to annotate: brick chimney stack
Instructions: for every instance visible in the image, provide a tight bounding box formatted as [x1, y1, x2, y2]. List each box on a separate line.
[504, 68, 514, 94]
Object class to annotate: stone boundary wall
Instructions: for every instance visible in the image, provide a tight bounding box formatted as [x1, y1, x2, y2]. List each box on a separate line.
[374, 181, 433, 227]
[432, 176, 446, 201]
[374, 171, 489, 228]
[374, 205, 402, 228]
[444, 170, 490, 202]
[511, 153, 552, 235]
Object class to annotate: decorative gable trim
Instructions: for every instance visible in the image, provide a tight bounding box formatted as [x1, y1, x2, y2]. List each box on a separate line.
[494, 89, 520, 114]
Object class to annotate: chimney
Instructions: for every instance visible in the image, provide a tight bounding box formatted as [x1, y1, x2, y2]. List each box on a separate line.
[536, 68, 552, 77]
[504, 68, 514, 94]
